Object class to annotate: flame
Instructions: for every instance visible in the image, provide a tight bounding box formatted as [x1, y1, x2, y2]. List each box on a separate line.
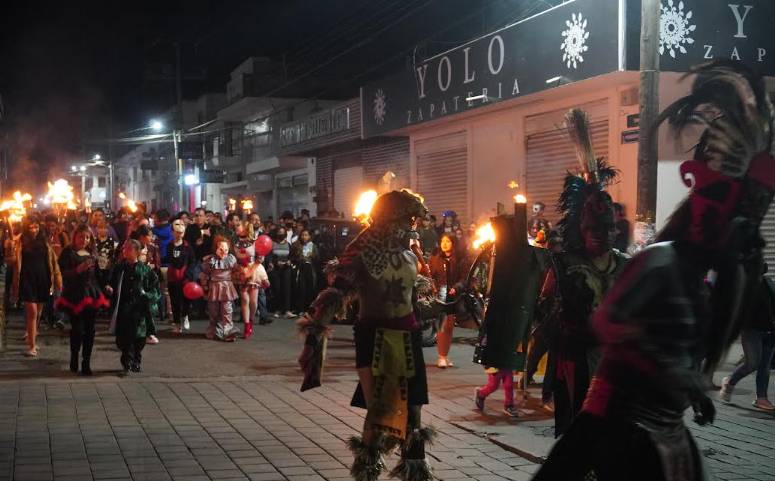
[241, 199, 254, 211]
[507, 180, 519, 189]
[228, 198, 237, 211]
[0, 191, 33, 223]
[353, 190, 378, 224]
[46, 179, 77, 210]
[472, 222, 496, 249]
[515, 194, 527, 204]
[117, 192, 138, 212]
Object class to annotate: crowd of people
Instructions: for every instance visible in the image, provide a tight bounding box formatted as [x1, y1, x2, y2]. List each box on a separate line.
[0, 204, 334, 373]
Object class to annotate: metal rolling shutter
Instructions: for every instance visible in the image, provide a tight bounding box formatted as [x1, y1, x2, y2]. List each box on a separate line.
[526, 120, 609, 225]
[334, 166, 364, 218]
[761, 200, 775, 278]
[415, 131, 468, 223]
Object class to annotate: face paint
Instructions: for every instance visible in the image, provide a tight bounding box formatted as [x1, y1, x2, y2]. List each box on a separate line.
[580, 193, 615, 257]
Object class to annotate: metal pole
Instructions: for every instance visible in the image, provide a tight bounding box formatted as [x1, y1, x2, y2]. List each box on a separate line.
[174, 130, 182, 211]
[636, 0, 661, 226]
[175, 43, 184, 211]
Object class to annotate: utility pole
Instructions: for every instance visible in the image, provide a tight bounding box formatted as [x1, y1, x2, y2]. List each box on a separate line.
[175, 42, 184, 211]
[635, 0, 661, 241]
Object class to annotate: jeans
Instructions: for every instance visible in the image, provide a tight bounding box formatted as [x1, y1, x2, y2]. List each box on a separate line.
[478, 369, 515, 407]
[257, 289, 269, 320]
[729, 328, 775, 398]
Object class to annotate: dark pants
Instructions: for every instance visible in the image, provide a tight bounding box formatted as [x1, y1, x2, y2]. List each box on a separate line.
[117, 336, 147, 369]
[526, 334, 555, 403]
[257, 288, 269, 321]
[168, 281, 189, 324]
[294, 263, 317, 313]
[730, 328, 775, 398]
[70, 310, 96, 364]
[553, 352, 591, 438]
[269, 265, 292, 313]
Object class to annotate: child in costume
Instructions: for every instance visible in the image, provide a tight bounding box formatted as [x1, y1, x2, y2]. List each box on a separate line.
[201, 237, 240, 341]
[108, 239, 160, 374]
[233, 221, 269, 338]
[57, 224, 109, 375]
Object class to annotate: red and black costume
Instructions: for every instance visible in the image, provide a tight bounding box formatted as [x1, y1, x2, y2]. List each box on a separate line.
[536, 109, 628, 437]
[56, 246, 110, 375]
[533, 61, 775, 481]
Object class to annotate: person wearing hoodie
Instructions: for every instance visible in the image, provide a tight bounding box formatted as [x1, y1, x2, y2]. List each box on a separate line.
[152, 209, 173, 324]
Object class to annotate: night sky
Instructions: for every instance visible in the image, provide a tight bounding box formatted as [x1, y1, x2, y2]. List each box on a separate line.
[0, 0, 561, 187]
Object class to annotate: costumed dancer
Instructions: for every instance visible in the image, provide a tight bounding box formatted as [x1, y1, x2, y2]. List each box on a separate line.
[56, 225, 109, 375]
[108, 239, 161, 374]
[533, 60, 775, 481]
[233, 221, 269, 339]
[537, 109, 628, 437]
[166, 218, 196, 333]
[201, 237, 240, 341]
[305, 190, 434, 481]
[297, 288, 343, 391]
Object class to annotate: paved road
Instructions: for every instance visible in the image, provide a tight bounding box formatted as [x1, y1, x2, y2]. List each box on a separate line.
[0, 312, 773, 481]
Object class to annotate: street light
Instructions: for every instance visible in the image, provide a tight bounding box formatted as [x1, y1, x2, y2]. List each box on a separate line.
[93, 154, 101, 161]
[149, 119, 164, 132]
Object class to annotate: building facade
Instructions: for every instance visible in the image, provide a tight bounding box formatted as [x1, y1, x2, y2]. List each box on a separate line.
[360, 0, 775, 251]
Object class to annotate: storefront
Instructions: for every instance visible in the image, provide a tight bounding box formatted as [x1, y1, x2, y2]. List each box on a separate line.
[361, 0, 775, 244]
[276, 99, 410, 219]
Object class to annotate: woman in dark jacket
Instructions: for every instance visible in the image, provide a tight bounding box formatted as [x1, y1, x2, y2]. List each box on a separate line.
[267, 226, 293, 318]
[56, 224, 109, 375]
[429, 233, 468, 368]
[290, 229, 319, 314]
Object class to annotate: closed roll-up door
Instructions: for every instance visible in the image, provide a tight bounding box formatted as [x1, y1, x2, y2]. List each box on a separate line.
[334, 166, 364, 218]
[761, 201, 775, 278]
[415, 131, 468, 222]
[526, 120, 609, 225]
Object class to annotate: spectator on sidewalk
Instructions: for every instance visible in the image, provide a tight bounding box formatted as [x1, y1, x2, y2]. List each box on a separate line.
[108, 239, 160, 374]
[720, 272, 775, 411]
[613, 203, 631, 253]
[429, 233, 468, 368]
[417, 216, 439, 258]
[267, 226, 294, 318]
[290, 229, 318, 314]
[94, 220, 118, 291]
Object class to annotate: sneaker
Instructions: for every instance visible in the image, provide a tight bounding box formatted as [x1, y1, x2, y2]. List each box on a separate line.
[719, 376, 733, 403]
[475, 389, 485, 411]
[437, 357, 448, 369]
[147, 335, 159, 345]
[752, 398, 775, 411]
[24, 349, 38, 358]
[130, 363, 142, 373]
[542, 400, 555, 412]
[284, 311, 296, 318]
[182, 317, 190, 331]
[503, 406, 520, 418]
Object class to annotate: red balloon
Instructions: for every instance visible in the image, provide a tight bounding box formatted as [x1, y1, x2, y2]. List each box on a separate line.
[183, 281, 204, 300]
[254, 234, 273, 257]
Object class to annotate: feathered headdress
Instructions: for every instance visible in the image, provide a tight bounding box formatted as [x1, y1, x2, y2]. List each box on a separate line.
[557, 108, 618, 253]
[658, 59, 775, 185]
[657, 60, 775, 245]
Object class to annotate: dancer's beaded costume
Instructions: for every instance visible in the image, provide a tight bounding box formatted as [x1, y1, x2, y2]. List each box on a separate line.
[303, 190, 434, 481]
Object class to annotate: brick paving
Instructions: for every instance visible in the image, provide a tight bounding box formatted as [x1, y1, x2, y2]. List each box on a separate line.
[0, 313, 774, 481]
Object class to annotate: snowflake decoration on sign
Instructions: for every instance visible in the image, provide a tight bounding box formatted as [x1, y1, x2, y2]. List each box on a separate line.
[373, 88, 387, 125]
[561, 13, 589, 69]
[659, 0, 696, 58]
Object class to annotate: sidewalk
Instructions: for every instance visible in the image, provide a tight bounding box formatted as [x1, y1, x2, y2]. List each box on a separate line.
[1, 313, 774, 481]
